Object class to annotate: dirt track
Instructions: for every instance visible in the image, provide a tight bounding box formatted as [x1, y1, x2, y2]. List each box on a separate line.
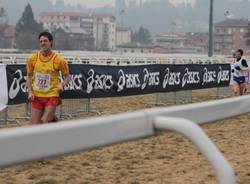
[0, 92, 250, 184]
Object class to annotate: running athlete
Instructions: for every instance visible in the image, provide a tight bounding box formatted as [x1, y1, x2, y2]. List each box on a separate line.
[231, 49, 249, 96]
[26, 31, 70, 125]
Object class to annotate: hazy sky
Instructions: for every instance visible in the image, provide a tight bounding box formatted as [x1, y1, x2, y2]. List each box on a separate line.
[49, 0, 196, 8]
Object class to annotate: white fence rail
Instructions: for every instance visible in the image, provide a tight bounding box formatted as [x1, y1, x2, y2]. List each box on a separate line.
[1, 95, 250, 183]
[0, 52, 232, 65]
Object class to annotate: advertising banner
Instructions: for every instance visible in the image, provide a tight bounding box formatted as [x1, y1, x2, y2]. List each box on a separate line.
[6, 64, 231, 105]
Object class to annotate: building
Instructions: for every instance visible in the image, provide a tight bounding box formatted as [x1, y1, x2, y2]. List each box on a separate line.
[155, 32, 207, 54]
[155, 32, 186, 48]
[116, 42, 154, 54]
[214, 18, 250, 55]
[39, 12, 116, 51]
[116, 27, 132, 46]
[93, 14, 116, 51]
[152, 45, 169, 54]
[53, 27, 94, 51]
[0, 25, 15, 48]
[184, 32, 208, 54]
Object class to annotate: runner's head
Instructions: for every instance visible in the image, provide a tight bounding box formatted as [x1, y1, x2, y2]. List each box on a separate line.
[39, 31, 53, 51]
[235, 49, 243, 59]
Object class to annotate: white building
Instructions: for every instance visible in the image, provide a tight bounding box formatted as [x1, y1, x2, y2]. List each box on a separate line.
[93, 14, 116, 51]
[116, 27, 132, 47]
[155, 32, 186, 48]
[39, 12, 116, 51]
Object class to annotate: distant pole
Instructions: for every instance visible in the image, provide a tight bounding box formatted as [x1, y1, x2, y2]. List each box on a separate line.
[208, 0, 214, 57]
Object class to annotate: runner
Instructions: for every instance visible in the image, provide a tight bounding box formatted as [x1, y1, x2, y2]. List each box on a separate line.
[231, 49, 249, 96]
[26, 31, 70, 125]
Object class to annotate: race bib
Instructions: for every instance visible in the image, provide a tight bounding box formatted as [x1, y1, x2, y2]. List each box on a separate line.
[34, 72, 51, 91]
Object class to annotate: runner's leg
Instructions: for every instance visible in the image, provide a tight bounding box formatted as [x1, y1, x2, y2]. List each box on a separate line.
[41, 106, 57, 123]
[30, 108, 43, 125]
[231, 82, 240, 96]
[239, 83, 247, 96]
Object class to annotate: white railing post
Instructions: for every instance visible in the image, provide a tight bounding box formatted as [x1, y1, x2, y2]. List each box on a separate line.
[153, 116, 236, 184]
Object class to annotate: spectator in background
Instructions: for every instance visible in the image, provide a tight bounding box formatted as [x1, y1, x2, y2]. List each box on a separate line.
[26, 31, 70, 125]
[231, 49, 249, 96]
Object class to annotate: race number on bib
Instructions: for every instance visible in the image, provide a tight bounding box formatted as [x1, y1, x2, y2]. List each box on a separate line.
[34, 73, 51, 91]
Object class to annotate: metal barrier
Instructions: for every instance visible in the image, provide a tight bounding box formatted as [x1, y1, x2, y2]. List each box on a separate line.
[0, 108, 19, 126]
[0, 98, 97, 125]
[155, 90, 193, 105]
[155, 86, 231, 106]
[55, 98, 101, 119]
[0, 87, 232, 125]
[0, 52, 233, 124]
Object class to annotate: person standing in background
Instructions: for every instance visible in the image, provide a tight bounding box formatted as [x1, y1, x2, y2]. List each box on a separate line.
[26, 31, 70, 125]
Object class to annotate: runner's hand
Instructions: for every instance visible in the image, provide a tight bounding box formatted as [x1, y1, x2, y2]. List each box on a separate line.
[28, 91, 35, 101]
[57, 83, 64, 93]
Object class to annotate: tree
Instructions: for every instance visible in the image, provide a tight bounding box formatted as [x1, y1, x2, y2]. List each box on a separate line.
[131, 26, 152, 44]
[15, 3, 43, 50]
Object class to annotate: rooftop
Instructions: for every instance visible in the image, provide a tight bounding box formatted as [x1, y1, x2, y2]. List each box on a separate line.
[215, 18, 249, 27]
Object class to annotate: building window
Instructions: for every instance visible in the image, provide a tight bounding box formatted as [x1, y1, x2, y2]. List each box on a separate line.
[240, 28, 244, 33]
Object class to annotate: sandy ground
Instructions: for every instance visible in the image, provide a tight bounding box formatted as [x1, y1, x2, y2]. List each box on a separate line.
[0, 91, 250, 184]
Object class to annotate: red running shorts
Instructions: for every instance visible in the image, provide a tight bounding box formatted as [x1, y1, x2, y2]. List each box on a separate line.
[31, 97, 62, 109]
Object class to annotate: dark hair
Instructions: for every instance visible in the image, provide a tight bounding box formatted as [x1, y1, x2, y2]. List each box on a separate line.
[237, 49, 243, 56]
[38, 31, 53, 42]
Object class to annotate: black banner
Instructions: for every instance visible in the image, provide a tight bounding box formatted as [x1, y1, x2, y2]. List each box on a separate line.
[6, 64, 231, 105]
[6, 65, 28, 105]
